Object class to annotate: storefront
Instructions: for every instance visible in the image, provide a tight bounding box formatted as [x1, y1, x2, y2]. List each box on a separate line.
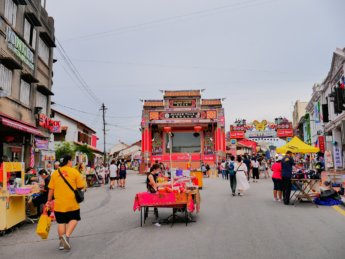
[141, 90, 226, 172]
[0, 113, 60, 169]
[0, 114, 42, 165]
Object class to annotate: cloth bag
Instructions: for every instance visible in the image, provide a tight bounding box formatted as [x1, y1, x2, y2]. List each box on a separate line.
[36, 206, 52, 240]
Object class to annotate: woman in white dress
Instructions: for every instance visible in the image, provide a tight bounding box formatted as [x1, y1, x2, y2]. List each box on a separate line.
[234, 155, 250, 196]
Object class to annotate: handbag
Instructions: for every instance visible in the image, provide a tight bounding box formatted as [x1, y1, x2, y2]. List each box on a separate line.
[36, 205, 52, 239]
[58, 168, 84, 203]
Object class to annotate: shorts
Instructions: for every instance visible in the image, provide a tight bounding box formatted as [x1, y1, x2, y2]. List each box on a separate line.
[110, 177, 117, 181]
[55, 210, 81, 224]
[119, 172, 126, 179]
[272, 178, 283, 191]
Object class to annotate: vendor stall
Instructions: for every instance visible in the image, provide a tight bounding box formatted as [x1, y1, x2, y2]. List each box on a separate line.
[276, 136, 320, 154]
[0, 162, 35, 233]
[133, 177, 200, 227]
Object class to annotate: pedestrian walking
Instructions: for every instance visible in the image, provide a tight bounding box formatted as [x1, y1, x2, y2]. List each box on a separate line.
[228, 156, 236, 196]
[251, 157, 259, 183]
[234, 155, 250, 196]
[271, 156, 283, 202]
[221, 160, 226, 179]
[243, 155, 251, 182]
[259, 159, 268, 179]
[282, 151, 295, 205]
[109, 160, 118, 189]
[118, 160, 127, 189]
[46, 155, 85, 251]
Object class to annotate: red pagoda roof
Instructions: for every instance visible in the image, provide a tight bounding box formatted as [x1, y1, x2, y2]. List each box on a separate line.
[143, 100, 164, 107]
[202, 99, 222, 106]
[164, 90, 201, 97]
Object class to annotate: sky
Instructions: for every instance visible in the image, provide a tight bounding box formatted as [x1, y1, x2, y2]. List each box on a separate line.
[45, 0, 345, 150]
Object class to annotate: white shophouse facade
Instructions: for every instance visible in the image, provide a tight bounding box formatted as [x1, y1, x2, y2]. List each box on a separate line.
[320, 48, 345, 169]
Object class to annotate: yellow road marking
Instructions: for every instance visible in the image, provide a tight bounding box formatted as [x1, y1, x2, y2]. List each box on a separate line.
[333, 206, 345, 217]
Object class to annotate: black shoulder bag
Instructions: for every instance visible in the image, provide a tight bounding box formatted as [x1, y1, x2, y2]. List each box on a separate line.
[58, 168, 84, 203]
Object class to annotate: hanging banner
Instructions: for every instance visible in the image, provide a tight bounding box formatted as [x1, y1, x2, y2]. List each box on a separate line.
[34, 137, 49, 150]
[333, 146, 342, 168]
[325, 150, 333, 169]
[318, 136, 325, 153]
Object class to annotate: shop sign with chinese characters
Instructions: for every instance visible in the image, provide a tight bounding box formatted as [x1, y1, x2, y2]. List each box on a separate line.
[38, 114, 61, 133]
[6, 26, 34, 70]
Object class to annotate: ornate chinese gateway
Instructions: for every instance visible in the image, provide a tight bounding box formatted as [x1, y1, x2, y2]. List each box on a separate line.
[141, 90, 226, 172]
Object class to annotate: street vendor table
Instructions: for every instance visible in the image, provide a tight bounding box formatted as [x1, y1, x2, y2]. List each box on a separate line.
[290, 179, 321, 207]
[133, 190, 200, 227]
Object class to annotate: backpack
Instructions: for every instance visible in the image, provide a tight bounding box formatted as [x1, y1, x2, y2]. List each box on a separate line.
[229, 162, 235, 175]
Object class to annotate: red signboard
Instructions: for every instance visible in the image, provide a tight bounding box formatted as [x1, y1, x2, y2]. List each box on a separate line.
[230, 131, 245, 139]
[277, 129, 294, 137]
[39, 114, 61, 133]
[318, 136, 325, 153]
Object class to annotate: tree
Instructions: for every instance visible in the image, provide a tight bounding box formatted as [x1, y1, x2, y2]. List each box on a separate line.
[55, 142, 76, 161]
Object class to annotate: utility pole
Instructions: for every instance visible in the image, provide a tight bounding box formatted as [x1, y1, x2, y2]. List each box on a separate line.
[100, 103, 107, 164]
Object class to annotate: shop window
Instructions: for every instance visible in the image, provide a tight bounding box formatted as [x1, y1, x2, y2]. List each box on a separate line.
[24, 18, 37, 49]
[166, 132, 201, 153]
[54, 130, 66, 142]
[78, 131, 91, 145]
[0, 64, 13, 96]
[4, 0, 17, 27]
[38, 38, 50, 65]
[19, 79, 30, 106]
[36, 91, 47, 114]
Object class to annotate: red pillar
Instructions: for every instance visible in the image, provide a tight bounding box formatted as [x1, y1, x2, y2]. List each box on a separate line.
[141, 130, 146, 152]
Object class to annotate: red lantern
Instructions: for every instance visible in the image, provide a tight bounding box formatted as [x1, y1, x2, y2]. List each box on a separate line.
[194, 126, 202, 132]
[163, 127, 172, 133]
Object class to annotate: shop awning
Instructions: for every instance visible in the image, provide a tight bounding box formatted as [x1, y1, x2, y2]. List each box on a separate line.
[0, 116, 43, 136]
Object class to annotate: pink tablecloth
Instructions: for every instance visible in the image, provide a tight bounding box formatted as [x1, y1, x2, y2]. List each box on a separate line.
[133, 192, 196, 213]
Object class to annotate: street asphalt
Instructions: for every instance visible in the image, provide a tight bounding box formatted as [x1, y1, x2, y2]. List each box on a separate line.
[0, 171, 345, 259]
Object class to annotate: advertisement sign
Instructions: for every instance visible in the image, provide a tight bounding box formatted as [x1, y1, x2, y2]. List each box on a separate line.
[333, 146, 342, 168]
[35, 137, 49, 150]
[230, 131, 245, 139]
[6, 26, 34, 70]
[245, 130, 277, 138]
[318, 136, 325, 153]
[169, 100, 196, 108]
[277, 129, 294, 137]
[38, 114, 61, 133]
[325, 150, 334, 169]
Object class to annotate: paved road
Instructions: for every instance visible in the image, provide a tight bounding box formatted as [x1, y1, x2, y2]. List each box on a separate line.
[0, 171, 344, 259]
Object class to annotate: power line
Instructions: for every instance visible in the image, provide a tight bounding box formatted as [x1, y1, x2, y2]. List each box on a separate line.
[63, 0, 279, 42]
[52, 102, 139, 119]
[56, 39, 101, 105]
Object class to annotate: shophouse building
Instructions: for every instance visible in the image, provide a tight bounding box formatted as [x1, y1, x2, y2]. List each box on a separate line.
[319, 48, 345, 169]
[305, 84, 325, 151]
[0, 0, 57, 168]
[292, 100, 308, 130]
[52, 109, 102, 158]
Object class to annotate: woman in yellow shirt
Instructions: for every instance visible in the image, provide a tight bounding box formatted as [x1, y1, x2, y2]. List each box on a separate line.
[47, 155, 85, 251]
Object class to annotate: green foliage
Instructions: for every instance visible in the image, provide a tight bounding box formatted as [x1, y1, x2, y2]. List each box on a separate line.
[55, 142, 76, 161]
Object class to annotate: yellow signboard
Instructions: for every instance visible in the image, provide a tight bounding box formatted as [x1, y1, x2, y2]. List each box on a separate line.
[4, 162, 24, 173]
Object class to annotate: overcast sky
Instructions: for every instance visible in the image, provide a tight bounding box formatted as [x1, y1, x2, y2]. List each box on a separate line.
[46, 0, 345, 150]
